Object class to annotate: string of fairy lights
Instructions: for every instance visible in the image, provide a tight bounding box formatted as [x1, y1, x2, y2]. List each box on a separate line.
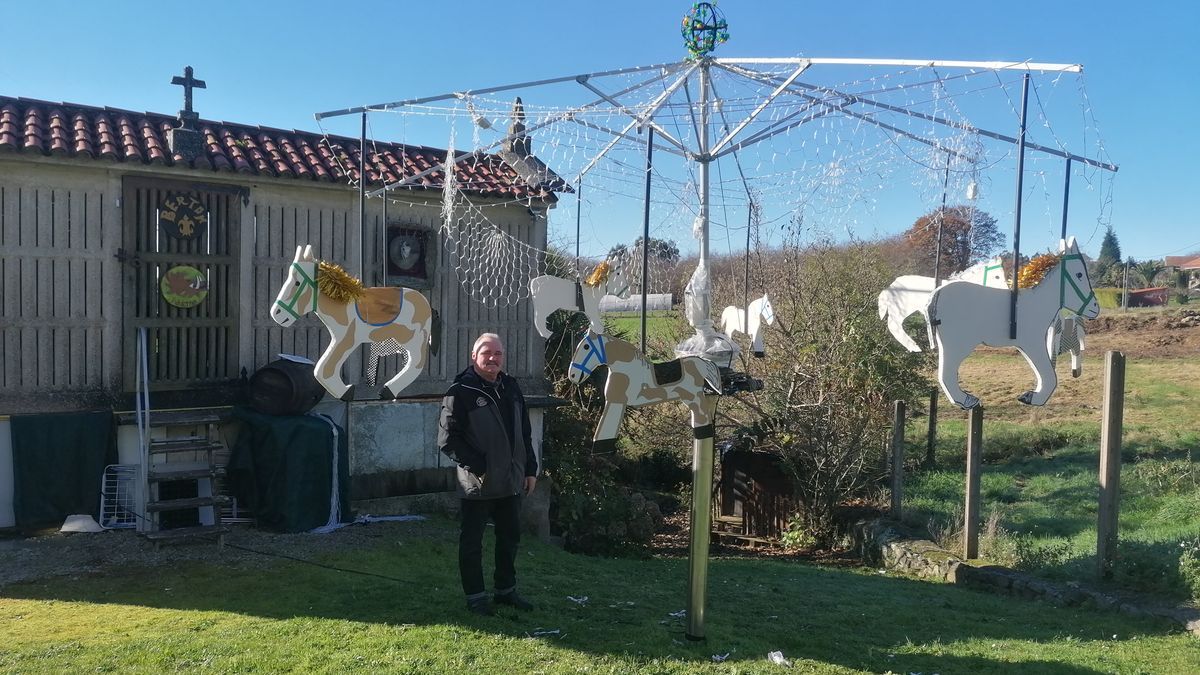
[314, 51, 1115, 306]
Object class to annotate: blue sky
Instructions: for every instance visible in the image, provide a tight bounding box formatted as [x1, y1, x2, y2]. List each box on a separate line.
[2, 1, 1196, 262]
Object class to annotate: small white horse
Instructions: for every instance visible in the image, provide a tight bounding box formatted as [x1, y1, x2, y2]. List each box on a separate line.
[720, 294, 776, 357]
[529, 256, 630, 338]
[927, 237, 1098, 409]
[878, 259, 1007, 353]
[568, 330, 721, 449]
[270, 245, 438, 401]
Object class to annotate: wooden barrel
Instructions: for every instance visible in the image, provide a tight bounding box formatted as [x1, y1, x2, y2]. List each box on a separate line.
[248, 359, 326, 416]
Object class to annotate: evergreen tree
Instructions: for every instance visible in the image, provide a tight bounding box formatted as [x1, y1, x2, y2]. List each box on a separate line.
[1098, 225, 1122, 265]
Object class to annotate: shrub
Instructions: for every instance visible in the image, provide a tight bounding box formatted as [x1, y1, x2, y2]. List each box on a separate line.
[715, 236, 930, 545]
[1094, 287, 1123, 309]
[1107, 539, 1197, 600]
[1180, 538, 1200, 601]
[780, 515, 818, 551]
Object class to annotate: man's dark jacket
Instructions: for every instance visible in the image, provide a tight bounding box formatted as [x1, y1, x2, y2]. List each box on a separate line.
[438, 366, 537, 500]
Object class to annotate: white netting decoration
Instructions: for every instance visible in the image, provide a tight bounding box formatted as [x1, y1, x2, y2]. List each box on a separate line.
[318, 60, 1114, 308]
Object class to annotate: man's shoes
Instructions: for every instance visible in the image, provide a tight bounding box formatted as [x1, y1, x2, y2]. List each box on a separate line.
[494, 590, 534, 611]
[466, 596, 495, 616]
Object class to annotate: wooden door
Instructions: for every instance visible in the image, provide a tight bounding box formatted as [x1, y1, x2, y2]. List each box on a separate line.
[121, 177, 242, 391]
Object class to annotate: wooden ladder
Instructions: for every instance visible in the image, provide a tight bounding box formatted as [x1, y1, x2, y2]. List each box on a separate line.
[140, 410, 230, 546]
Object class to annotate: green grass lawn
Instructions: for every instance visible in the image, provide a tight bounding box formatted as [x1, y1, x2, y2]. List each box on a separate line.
[2, 518, 1198, 673]
[902, 352, 1200, 601]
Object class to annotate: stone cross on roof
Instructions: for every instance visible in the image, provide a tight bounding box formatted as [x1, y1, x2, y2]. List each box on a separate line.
[167, 65, 206, 160]
[170, 66, 206, 129]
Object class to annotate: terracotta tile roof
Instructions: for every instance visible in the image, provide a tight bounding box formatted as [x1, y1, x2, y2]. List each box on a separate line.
[0, 95, 563, 201]
[1165, 255, 1200, 270]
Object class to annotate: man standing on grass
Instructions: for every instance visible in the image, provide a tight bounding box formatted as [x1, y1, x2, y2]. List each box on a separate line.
[438, 332, 538, 616]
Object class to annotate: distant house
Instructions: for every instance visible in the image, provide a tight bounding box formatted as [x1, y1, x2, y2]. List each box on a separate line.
[0, 78, 566, 530]
[1164, 255, 1200, 289]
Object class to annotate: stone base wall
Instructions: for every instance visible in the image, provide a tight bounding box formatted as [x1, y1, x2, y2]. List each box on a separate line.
[848, 518, 1200, 637]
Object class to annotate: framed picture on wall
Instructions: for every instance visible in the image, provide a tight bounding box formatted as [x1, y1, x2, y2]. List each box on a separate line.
[385, 224, 436, 289]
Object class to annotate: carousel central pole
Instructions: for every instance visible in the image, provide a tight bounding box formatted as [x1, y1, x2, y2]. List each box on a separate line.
[686, 56, 715, 642]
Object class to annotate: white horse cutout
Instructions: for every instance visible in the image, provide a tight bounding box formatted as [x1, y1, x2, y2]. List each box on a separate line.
[270, 245, 439, 401]
[720, 294, 775, 357]
[529, 256, 630, 339]
[877, 259, 1007, 353]
[567, 330, 721, 450]
[927, 237, 1098, 409]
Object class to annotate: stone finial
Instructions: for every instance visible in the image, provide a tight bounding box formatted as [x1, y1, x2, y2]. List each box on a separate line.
[507, 97, 531, 157]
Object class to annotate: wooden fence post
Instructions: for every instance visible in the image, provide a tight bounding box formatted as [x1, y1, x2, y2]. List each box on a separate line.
[964, 405, 984, 559]
[1097, 351, 1126, 579]
[926, 389, 938, 468]
[891, 400, 906, 519]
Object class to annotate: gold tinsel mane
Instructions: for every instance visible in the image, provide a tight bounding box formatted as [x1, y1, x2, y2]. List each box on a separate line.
[584, 260, 612, 287]
[317, 260, 365, 303]
[1012, 253, 1061, 289]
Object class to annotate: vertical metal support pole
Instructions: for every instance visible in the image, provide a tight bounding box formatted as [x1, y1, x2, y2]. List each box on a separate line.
[379, 186, 388, 285]
[359, 112, 368, 279]
[640, 127, 654, 354]
[697, 59, 712, 323]
[926, 151, 951, 469]
[932, 151, 951, 284]
[1009, 74, 1030, 340]
[926, 389, 938, 468]
[964, 405, 984, 559]
[890, 400, 906, 519]
[1097, 351, 1125, 579]
[1060, 158, 1072, 241]
[686, 395, 717, 641]
[575, 181, 583, 275]
[743, 200, 752, 333]
[1122, 263, 1130, 311]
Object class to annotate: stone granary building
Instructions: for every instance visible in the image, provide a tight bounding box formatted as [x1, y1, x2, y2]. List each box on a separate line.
[0, 71, 564, 535]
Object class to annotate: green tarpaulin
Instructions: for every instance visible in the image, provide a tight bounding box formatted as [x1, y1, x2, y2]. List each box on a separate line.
[229, 407, 352, 533]
[9, 411, 116, 530]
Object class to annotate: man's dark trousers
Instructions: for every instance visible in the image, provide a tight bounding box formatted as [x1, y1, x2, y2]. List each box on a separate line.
[459, 495, 521, 598]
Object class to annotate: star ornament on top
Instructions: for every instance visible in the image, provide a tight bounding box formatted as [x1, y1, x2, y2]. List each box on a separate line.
[682, 2, 729, 59]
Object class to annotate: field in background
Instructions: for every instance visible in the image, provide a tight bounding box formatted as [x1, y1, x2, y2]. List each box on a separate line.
[902, 308, 1200, 601]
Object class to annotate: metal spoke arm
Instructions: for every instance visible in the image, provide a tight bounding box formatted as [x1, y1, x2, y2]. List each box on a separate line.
[714, 62, 974, 160]
[315, 60, 689, 119]
[575, 77, 689, 153]
[718, 62, 1116, 172]
[709, 60, 810, 156]
[716, 56, 1082, 73]
[365, 69, 684, 197]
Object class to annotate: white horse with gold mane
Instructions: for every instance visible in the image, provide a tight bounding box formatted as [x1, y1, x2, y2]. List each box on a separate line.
[567, 330, 721, 450]
[927, 237, 1098, 409]
[529, 255, 630, 338]
[270, 245, 439, 401]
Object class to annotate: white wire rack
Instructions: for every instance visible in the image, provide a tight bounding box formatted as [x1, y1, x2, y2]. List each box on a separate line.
[99, 464, 138, 529]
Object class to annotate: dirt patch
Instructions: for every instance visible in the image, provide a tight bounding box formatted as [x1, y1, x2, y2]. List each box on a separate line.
[1081, 308, 1200, 359]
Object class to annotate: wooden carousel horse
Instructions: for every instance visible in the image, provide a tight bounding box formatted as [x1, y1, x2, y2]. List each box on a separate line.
[567, 330, 721, 450]
[719, 293, 775, 357]
[927, 238, 1098, 409]
[270, 245, 439, 400]
[529, 255, 630, 338]
[877, 258, 1008, 353]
